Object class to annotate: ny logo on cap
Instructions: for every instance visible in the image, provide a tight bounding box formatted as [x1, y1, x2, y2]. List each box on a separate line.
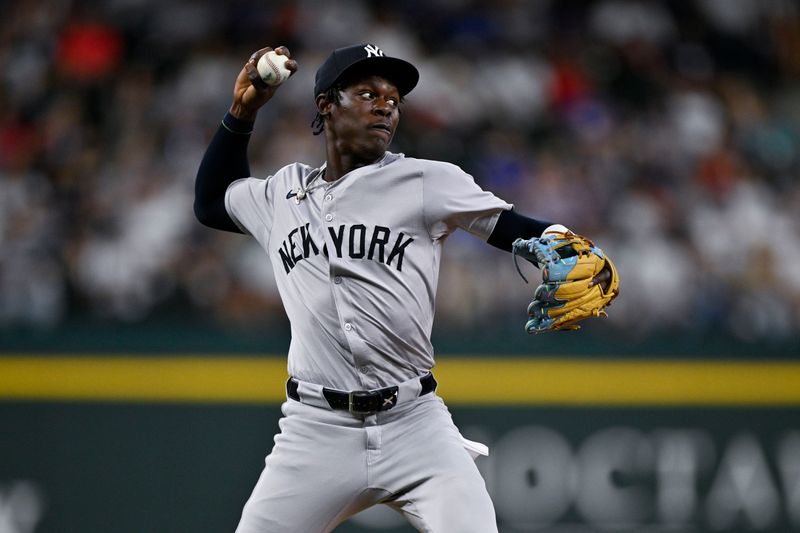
[364, 44, 384, 58]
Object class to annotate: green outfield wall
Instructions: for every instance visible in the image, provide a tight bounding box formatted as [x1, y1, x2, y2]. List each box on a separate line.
[1, 352, 799, 533]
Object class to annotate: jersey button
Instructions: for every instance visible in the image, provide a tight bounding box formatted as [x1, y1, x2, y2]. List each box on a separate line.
[333, 276, 342, 284]
[325, 194, 333, 202]
[344, 323, 353, 332]
[325, 213, 333, 222]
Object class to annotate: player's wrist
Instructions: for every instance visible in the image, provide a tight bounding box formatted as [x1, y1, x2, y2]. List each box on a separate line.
[222, 111, 255, 134]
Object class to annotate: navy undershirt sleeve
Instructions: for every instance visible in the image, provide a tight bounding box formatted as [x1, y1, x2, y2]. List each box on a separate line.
[193, 112, 255, 233]
[487, 209, 552, 252]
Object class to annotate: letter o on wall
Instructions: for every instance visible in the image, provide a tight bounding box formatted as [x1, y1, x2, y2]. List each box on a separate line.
[493, 426, 575, 529]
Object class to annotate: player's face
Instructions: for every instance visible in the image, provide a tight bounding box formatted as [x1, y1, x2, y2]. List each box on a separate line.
[328, 75, 401, 162]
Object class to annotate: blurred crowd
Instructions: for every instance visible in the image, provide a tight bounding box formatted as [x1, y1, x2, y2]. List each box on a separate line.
[1, 0, 799, 342]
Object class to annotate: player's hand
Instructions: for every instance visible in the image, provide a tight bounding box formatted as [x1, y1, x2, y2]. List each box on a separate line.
[590, 263, 613, 292]
[512, 231, 620, 333]
[229, 46, 298, 121]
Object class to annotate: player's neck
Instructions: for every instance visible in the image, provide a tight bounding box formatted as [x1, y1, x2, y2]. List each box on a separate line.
[324, 149, 383, 182]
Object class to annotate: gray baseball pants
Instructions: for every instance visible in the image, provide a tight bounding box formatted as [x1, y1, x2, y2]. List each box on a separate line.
[234, 377, 497, 532]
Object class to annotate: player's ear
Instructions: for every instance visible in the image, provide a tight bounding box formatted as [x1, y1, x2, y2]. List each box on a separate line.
[316, 93, 334, 117]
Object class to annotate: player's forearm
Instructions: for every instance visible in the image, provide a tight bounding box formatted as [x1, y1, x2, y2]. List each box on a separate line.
[194, 112, 254, 232]
[486, 209, 552, 252]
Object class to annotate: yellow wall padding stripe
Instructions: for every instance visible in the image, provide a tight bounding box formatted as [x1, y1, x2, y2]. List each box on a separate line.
[437, 358, 800, 406]
[1, 356, 799, 406]
[0, 357, 288, 403]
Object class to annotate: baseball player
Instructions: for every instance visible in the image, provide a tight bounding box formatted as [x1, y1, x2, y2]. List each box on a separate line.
[194, 44, 616, 532]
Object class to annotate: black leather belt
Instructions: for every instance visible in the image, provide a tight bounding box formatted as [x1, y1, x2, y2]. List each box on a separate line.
[286, 373, 437, 416]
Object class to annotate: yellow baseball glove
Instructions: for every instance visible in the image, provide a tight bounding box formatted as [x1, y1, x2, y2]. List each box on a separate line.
[512, 229, 620, 333]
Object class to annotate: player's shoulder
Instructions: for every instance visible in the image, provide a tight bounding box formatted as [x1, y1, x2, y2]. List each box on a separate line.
[272, 161, 317, 178]
[267, 161, 319, 186]
[396, 155, 466, 176]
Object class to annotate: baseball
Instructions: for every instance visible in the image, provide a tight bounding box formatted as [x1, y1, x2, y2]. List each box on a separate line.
[256, 51, 291, 86]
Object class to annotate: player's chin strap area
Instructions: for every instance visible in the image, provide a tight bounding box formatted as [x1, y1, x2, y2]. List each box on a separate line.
[286, 373, 437, 416]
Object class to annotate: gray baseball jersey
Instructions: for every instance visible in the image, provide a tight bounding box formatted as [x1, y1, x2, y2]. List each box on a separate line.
[225, 151, 511, 388]
[226, 151, 509, 532]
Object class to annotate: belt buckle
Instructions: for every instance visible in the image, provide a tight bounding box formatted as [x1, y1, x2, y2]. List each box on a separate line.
[348, 390, 379, 416]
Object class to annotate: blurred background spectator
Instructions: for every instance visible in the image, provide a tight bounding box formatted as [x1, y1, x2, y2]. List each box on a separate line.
[1, 0, 799, 345]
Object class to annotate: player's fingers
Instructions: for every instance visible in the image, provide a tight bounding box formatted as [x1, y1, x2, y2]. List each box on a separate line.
[589, 266, 611, 291]
[245, 61, 269, 91]
[248, 47, 274, 65]
[272, 46, 298, 74]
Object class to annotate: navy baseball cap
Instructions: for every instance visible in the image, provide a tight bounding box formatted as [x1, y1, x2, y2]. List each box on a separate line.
[314, 43, 419, 98]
